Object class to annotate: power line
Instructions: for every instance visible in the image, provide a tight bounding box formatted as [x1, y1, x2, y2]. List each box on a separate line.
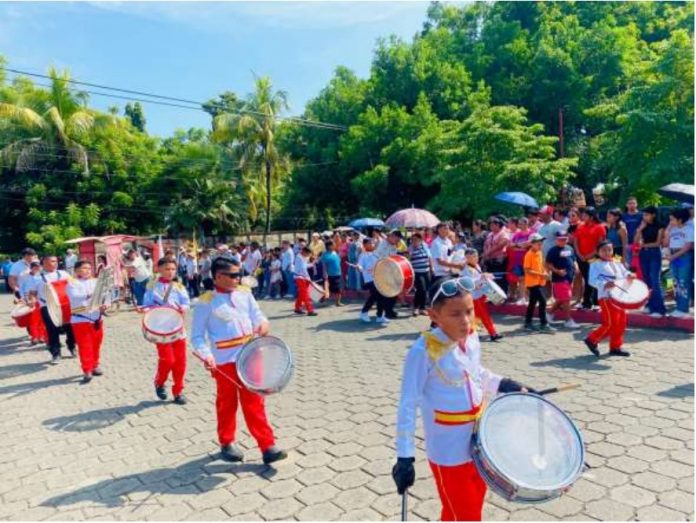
[2, 67, 348, 131]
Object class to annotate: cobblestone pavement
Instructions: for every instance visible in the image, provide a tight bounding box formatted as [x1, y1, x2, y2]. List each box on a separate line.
[0, 294, 693, 521]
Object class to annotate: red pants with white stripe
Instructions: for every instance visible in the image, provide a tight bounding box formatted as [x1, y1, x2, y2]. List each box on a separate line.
[213, 362, 275, 451]
[294, 278, 315, 313]
[587, 298, 626, 351]
[473, 297, 497, 336]
[430, 461, 487, 521]
[155, 339, 187, 396]
[28, 306, 48, 342]
[72, 321, 104, 374]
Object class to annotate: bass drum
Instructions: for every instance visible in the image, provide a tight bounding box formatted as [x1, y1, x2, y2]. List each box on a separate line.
[11, 303, 34, 328]
[374, 255, 414, 298]
[46, 279, 72, 326]
[608, 278, 650, 310]
[472, 393, 585, 503]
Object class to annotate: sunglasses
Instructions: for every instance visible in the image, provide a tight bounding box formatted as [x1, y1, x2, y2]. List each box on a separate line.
[219, 271, 242, 279]
[430, 277, 475, 307]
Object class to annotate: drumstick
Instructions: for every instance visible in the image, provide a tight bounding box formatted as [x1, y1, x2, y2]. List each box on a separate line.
[192, 351, 243, 388]
[538, 383, 581, 396]
[401, 489, 408, 522]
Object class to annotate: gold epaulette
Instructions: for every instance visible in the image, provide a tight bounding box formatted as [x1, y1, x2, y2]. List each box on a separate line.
[423, 331, 451, 362]
[237, 285, 252, 293]
[198, 291, 214, 303]
[174, 281, 186, 291]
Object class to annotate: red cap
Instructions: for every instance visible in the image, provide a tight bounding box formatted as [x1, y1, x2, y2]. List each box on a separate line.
[539, 205, 554, 215]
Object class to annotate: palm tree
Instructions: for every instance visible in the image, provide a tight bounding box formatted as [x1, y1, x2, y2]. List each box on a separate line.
[212, 76, 290, 238]
[0, 67, 115, 174]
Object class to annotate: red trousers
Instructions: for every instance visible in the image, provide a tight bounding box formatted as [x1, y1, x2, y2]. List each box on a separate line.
[430, 461, 487, 521]
[155, 339, 187, 396]
[72, 321, 104, 374]
[213, 362, 275, 451]
[294, 278, 314, 313]
[28, 307, 48, 342]
[587, 298, 626, 350]
[473, 297, 497, 336]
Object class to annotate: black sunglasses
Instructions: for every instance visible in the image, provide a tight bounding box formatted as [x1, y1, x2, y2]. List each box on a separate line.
[219, 271, 242, 279]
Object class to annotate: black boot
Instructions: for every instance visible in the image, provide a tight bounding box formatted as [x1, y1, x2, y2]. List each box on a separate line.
[584, 338, 600, 357]
[262, 446, 288, 465]
[155, 385, 167, 400]
[220, 444, 244, 462]
[81, 373, 92, 384]
[173, 395, 187, 405]
[92, 368, 103, 376]
[609, 349, 631, 357]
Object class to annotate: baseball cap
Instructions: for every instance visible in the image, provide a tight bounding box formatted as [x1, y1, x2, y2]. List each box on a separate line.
[529, 233, 545, 243]
[539, 205, 554, 215]
[555, 230, 569, 239]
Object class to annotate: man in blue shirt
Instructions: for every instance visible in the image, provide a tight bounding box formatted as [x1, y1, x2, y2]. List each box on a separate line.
[321, 240, 343, 306]
[1, 257, 13, 293]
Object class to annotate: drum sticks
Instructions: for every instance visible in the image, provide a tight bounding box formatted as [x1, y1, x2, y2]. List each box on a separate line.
[538, 383, 581, 396]
[192, 351, 243, 388]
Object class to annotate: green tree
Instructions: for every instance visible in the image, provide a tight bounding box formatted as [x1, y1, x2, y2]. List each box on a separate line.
[124, 102, 146, 132]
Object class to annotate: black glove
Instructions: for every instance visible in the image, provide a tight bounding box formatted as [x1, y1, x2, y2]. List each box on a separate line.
[499, 377, 538, 394]
[392, 457, 415, 495]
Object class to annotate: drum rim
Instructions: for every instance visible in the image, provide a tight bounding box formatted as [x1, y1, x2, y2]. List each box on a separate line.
[236, 335, 294, 394]
[46, 281, 69, 325]
[476, 392, 585, 492]
[374, 255, 413, 298]
[142, 307, 185, 336]
[11, 304, 33, 316]
[608, 278, 649, 305]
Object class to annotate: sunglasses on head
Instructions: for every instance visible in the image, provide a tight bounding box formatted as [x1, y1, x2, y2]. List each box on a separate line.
[219, 271, 242, 279]
[430, 277, 475, 307]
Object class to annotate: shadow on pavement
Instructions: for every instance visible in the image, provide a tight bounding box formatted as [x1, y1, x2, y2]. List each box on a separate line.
[41, 455, 273, 509]
[657, 383, 694, 398]
[43, 400, 165, 432]
[0, 361, 50, 381]
[314, 318, 388, 333]
[365, 333, 419, 342]
[0, 376, 82, 398]
[530, 354, 613, 371]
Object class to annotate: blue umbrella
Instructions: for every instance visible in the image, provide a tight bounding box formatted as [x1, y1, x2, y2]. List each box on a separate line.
[349, 217, 385, 229]
[494, 192, 539, 209]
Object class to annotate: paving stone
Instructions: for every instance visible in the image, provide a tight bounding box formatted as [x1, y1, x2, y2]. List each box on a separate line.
[677, 475, 694, 494]
[227, 512, 263, 521]
[187, 507, 229, 520]
[329, 455, 367, 472]
[606, 455, 650, 474]
[220, 492, 266, 517]
[296, 483, 340, 505]
[257, 498, 304, 520]
[650, 460, 694, 479]
[509, 507, 556, 520]
[585, 498, 635, 520]
[537, 495, 584, 518]
[331, 470, 371, 490]
[610, 484, 656, 508]
[658, 489, 694, 514]
[631, 471, 678, 493]
[260, 478, 303, 499]
[333, 486, 378, 511]
[586, 467, 629, 488]
[636, 504, 690, 521]
[645, 435, 686, 450]
[296, 502, 343, 521]
[588, 442, 625, 458]
[338, 508, 383, 520]
[567, 478, 607, 502]
[295, 465, 335, 487]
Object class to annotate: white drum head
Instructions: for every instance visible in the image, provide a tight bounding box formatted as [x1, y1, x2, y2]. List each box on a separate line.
[374, 258, 404, 298]
[309, 282, 325, 303]
[478, 394, 584, 492]
[609, 278, 649, 307]
[143, 307, 184, 335]
[11, 303, 32, 318]
[46, 283, 65, 326]
[237, 336, 293, 395]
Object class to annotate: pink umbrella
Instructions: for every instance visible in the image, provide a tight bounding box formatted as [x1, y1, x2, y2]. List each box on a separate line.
[385, 208, 440, 229]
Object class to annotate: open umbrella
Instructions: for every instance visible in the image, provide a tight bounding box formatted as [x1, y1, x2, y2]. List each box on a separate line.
[385, 208, 440, 229]
[349, 218, 385, 229]
[657, 183, 694, 204]
[494, 192, 539, 209]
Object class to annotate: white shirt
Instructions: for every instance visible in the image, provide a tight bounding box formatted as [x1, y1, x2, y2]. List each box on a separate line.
[281, 247, 295, 272]
[539, 220, 564, 256]
[67, 277, 104, 323]
[430, 236, 453, 277]
[292, 256, 311, 280]
[374, 238, 397, 260]
[65, 254, 78, 272]
[185, 258, 197, 278]
[35, 270, 70, 305]
[357, 251, 378, 284]
[243, 249, 262, 274]
[462, 264, 486, 300]
[588, 259, 630, 300]
[396, 328, 502, 466]
[9, 259, 31, 291]
[128, 256, 151, 282]
[19, 273, 40, 300]
[668, 224, 694, 250]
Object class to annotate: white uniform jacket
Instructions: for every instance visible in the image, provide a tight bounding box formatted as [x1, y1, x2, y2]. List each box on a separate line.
[191, 289, 266, 365]
[67, 277, 106, 324]
[34, 270, 70, 306]
[588, 259, 630, 300]
[143, 279, 191, 311]
[396, 328, 502, 466]
[461, 264, 486, 300]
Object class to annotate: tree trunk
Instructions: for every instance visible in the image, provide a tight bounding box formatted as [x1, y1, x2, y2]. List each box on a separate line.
[264, 158, 272, 245]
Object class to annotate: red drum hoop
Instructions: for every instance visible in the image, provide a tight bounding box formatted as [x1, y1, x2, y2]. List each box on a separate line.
[142, 306, 185, 344]
[309, 281, 327, 303]
[11, 303, 34, 328]
[374, 255, 414, 298]
[608, 278, 650, 310]
[46, 279, 71, 326]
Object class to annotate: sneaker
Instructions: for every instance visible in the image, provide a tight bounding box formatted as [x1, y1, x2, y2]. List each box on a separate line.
[294, 309, 306, 315]
[91, 368, 103, 376]
[359, 312, 371, 323]
[539, 324, 556, 333]
[649, 313, 665, 319]
[50, 355, 60, 365]
[220, 444, 244, 463]
[155, 385, 168, 401]
[412, 310, 418, 317]
[549, 317, 565, 325]
[515, 299, 528, 306]
[283, 294, 293, 299]
[584, 338, 600, 357]
[670, 310, 689, 319]
[376, 316, 390, 325]
[609, 349, 631, 357]
[81, 373, 92, 384]
[262, 446, 288, 465]
[307, 311, 318, 316]
[591, 306, 600, 312]
[523, 324, 538, 332]
[490, 334, 503, 342]
[173, 395, 187, 405]
[564, 319, 580, 329]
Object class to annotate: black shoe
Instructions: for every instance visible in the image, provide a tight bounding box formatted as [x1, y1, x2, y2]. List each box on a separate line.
[538, 324, 556, 333]
[220, 444, 244, 462]
[386, 313, 399, 319]
[609, 349, 631, 357]
[294, 309, 306, 315]
[50, 355, 60, 365]
[173, 395, 187, 405]
[81, 373, 92, 384]
[91, 368, 103, 376]
[584, 338, 600, 357]
[262, 446, 288, 465]
[307, 312, 318, 316]
[490, 334, 504, 342]
[524, 323, 538, 332]
[155, 386, 168, 400]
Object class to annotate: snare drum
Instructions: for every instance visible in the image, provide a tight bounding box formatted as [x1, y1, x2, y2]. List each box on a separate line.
[236, 336, 294, 395]
[142, 306, 185, 344]
[482, 279, 507, 305]
[46, 280, 72, 326]
[309, 281, 327, 303]
[608, 278, 650, 310]
[11, 303, 34, 328]
[374, 255, 414, 298]
[472, 393, 585, 503]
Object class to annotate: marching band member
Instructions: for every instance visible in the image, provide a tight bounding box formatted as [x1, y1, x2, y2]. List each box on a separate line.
[20, 261, 47, 345]
[8, 248, 37, 301]
[462, 249, 503, 342]
[191, 257, 287, 465]
[373, 229, 404, 322]
[67, 260, 109, 383]
[143, 257, 191, 404]
[293, 246, 318, 316]
[393, 277, 535, 521]
[35, 255, 76, 364]
[584, 240, 633, 357]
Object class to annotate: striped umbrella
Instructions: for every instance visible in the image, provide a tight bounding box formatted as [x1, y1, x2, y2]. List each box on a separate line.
[385, 208, 440, 229]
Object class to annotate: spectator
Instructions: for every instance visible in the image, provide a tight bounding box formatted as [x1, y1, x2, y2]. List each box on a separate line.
[430, 222, 455, 283]
[623, 196, 642, 268]
[523, 233, 554, 332]
[280, 240, 296, 298]
[347, 231, 363, 291]
[309, 233, 325, 281]
[635, 206, 666, 317]
[574, 207, 606, 309]
[470, 220, 488, 257]
[260, 250, 272, 297]
[95, 255, 108, 276]
[664, 208, 693, 318]
[64, 249, 77, 275]
[125, 249, 151, 306]
[199, 250, 213, 291]
[527, 210, 543, 232]
[508, 217, 532, 304]
[321, 240, 343, 307]
[482, 218, 510, 293]
[2, 256, 14, 292]
[185, 251, 199, 298]
[606, 208, 629, 263]
[408, 232, 432, 316]
[538, 205, 564, 258]
[269, 251, 283, 300]
[242, 242, 262, 292]
[546, 231, 580, 328]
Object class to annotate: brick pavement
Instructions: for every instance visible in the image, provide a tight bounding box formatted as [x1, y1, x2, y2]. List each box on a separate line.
[0, 294, 693, 521]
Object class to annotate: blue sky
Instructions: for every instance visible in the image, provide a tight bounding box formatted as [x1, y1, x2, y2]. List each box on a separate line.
[0, 1, 432, 136]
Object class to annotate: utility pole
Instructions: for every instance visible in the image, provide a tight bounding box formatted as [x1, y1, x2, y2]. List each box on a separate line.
[558, 107, 565, 158]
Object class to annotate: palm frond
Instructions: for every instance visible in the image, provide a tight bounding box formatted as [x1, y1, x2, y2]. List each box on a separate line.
[66, 110, 95, 137]
[0, 103, 46, 132]
[45, 106, 68, 144]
